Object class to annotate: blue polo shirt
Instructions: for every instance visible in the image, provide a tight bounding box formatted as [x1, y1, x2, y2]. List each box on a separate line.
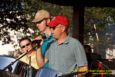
[41, 33, 54, 67]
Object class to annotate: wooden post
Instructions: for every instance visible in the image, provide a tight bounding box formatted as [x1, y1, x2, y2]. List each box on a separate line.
[72, 5, 84, 44]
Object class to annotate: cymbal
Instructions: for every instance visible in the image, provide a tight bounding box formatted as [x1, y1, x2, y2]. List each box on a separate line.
[0, 70, 21, 77]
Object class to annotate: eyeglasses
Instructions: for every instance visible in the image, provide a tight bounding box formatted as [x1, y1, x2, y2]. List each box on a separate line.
[35, 20, 44, 24]
[49, 27, 56, 30]
[50, 26, 61, 30]
[21, 43, 31, 48]
[35, 18, 47, 24]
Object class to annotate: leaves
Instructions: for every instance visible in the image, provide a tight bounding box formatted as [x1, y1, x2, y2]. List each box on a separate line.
[0, 0, 73, 56]
[84, 7, 115, 55]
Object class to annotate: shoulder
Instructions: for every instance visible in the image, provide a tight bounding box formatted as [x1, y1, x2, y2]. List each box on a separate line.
[68, 36, 81, 44]
[31, 50, 37, 54]
[67, 37, 84, 49]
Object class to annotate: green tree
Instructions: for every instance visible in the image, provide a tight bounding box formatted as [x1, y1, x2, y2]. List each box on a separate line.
[84, 7, 115, 56]
[0, 0, 72, 56]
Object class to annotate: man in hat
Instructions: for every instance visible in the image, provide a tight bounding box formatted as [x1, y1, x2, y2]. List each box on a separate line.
[32, 9, 54, 68]
[46, 15, 88, 77]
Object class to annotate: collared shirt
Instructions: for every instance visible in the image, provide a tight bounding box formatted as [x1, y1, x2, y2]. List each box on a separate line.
[20, 51, 39, 70]
[45, 36, 88, 74]
[41, 33, 54, 67]
[41, 33, 54, 56]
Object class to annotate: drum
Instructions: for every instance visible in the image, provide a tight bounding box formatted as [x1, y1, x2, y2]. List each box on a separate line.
[35, 67, 82, 77]
[0, 55, 37, 77]
[35, 67, 59, 77]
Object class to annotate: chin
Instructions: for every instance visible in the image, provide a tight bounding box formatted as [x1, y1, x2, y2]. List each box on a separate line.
[28, 49, 32, 52]
[55, 37, 58, 40]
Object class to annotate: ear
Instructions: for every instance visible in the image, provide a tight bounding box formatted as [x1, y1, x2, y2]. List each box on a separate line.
[19, 48, 22, 51]
[61, 25, 66, 32]
[19, 48, 23, 53]
[46, 19, 50, 24]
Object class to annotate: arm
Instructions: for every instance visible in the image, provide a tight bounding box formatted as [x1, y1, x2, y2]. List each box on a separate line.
[34, 35, 43, 45]
[77, 65, 88, 77]
[36, 48, 44, 68]
[74, 40, 88, 77]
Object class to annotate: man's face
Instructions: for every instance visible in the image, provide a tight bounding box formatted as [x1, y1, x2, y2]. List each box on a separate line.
[50, 24, 63, 39]
[35, 19, 47, 33]
[20, 40, 32, 53]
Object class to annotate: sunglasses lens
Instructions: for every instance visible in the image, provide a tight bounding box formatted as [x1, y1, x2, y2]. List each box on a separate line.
[50, 27, 55, 30]
[35, 21, 42, 24]
[53, 27, 56, 30]
[21, 43, 30, 48]
[21, 46, 25, 48]
[35, 19, 46, 24]
[26, 43, 30, 46]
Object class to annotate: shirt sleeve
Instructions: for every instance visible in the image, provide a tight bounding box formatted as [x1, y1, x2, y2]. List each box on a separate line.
[45, 46, 50, 59]
[74, 40, 88, 67]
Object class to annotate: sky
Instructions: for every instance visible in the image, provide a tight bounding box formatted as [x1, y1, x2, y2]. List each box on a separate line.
[0, 43, 15, 55]
[0, 30, 21, 55]
[0, 28, 34, 55]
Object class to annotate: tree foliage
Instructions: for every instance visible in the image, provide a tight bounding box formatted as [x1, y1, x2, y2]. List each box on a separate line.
[84, 7, 115, 56]
[84, 7, 115, 40]
[0, 0, 28, 44]
[85, 7, 115, 28]
[1, 0, 115, 56]
[0, 0, 72, 56]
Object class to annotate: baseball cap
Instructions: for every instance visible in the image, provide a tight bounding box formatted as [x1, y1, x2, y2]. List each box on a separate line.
[32, 9, 50, 23]
[48, 15, 69, 27]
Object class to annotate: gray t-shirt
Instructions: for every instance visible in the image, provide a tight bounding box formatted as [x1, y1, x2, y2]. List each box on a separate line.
[45, 36, 87, 74]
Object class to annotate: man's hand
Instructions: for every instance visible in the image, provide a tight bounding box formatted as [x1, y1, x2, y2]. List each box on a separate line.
[34, 35, 43, 45]
[77, 66, 88, 77]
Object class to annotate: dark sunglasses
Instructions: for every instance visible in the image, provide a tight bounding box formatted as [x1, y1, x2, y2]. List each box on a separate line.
[49, 27, 56, 30]
[21, 43, 31, 48]
[35, 18, 48, 24]
[49, 25, 61, 30]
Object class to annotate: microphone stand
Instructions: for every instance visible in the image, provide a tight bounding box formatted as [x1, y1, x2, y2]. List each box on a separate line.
[2, 49, 33, 71]
[28, 56, 32, 77]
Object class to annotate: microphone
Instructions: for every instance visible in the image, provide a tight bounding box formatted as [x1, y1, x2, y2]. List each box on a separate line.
[32, 40, 42, 48]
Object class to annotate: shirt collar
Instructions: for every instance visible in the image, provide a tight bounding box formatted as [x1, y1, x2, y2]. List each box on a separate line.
[43, 33, 53, 41]
[63, 36, 70, 44]
[56, 36, 70, 45]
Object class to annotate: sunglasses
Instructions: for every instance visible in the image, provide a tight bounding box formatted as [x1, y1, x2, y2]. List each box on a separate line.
[21, 43, 31, 48]
[35, 18, 48, 24]
[50, 26, 61, 30]
[49, 27, 56, 30]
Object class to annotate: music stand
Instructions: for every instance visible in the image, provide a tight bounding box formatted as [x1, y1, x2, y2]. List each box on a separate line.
[2, 50, 31, 71]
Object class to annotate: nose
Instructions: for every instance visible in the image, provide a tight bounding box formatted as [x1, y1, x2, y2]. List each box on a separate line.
[50, 28, 54, 32]
[36, 24, 39, 27]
